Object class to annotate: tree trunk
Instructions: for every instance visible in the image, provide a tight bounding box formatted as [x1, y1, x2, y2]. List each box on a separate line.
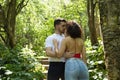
[0, 0, 28, 48]
[99, 0, 120, 79]
[87, 0, 98, 46]
[94, 3, 101, 38]
[5, 0, 16, 48]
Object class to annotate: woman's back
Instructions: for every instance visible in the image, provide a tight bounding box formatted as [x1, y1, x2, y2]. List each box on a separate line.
[64, 21, 89, 80]
[65, 36, 83, 54]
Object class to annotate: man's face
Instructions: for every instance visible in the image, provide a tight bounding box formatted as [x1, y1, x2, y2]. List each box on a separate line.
[57, 22, 66, 33]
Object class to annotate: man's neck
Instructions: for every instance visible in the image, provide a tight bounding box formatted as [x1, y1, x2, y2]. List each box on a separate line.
[55, 30, 62, 35]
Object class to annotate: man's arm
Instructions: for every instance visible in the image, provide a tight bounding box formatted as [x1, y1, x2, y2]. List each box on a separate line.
[45, 37, 56, 57]
[45, 47, 56, 57]
[64, 52, 74, 58]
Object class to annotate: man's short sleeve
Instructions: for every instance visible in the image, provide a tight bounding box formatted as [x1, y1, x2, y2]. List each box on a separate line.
[45, 36, 53, 48]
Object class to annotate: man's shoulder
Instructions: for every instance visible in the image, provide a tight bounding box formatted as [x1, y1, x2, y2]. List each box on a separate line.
[46, 34, 55, 40]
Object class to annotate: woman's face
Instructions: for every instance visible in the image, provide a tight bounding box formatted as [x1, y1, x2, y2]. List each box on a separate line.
[64, 28, 68, 37]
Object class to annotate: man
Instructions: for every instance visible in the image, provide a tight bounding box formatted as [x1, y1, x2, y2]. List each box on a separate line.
[45, 18, 66, 80]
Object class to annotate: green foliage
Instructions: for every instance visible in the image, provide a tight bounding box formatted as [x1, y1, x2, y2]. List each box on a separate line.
[16, 0, 56, 56]
[60, 0, 87, 26]
[0, 0, 107, 79]
[0, 44, 45, 80]
[15, 0, 88, 56]
[85, 39, 107, 80]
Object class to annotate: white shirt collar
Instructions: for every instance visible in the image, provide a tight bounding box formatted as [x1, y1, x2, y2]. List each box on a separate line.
[54, 33, 64, 37]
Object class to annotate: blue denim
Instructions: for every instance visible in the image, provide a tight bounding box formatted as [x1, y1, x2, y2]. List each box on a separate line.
[65, 58, 89, 80]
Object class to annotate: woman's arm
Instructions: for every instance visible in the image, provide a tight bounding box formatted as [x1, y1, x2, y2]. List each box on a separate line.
[53, 39, 66, 58]
[53, 39, 59, 54]
[82, 45, 87, 64]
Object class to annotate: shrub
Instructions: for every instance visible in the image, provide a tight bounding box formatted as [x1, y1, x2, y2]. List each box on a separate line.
[0, 44, 45, 80]
[85, 39, 107, 80]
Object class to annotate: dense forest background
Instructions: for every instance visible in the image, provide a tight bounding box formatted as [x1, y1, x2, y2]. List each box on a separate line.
[0, 0, 120, 80]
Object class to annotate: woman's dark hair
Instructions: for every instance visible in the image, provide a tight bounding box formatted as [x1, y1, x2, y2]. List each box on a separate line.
[54, 18, 66, 28]
[66, 21, 82, 38]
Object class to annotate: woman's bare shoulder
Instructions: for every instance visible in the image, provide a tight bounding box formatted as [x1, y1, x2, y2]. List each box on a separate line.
[79, 38, 84, 42]
[65, 36, 71, 41]
[78, 38, 84, 43]
[65, 37, 83, 42]
[65, 36, 70, 39]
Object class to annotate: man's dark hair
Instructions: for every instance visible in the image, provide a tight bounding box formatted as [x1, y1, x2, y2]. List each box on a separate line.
[66, 21, 82, 38]
[54, 18, 66, 28]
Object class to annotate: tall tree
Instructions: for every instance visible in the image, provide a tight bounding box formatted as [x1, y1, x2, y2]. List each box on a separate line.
[87, 0, 98, 45]
[99, 0, 120, 79]
[0, 0, 29, 48]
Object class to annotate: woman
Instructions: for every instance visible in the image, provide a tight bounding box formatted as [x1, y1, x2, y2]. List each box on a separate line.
[53, 21, 89, 80]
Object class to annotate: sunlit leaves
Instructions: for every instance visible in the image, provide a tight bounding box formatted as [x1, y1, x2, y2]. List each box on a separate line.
[86, 39, 107, 80]
[0, 44, 45, 79]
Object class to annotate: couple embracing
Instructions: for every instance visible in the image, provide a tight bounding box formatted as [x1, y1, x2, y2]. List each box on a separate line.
[45, 18, 89, 80]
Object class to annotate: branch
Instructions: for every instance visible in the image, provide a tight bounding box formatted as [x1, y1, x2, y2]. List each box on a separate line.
[6, 1, 11, 20]
[0, 30, 5, 32]
[0, 34, 6, 44]
[16, 0, 29, 15]
[93, 1, 99, 9]
[16, 0, 25, 13]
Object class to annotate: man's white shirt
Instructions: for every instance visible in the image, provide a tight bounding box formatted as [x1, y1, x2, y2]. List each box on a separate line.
[45, 33, 65, 62]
